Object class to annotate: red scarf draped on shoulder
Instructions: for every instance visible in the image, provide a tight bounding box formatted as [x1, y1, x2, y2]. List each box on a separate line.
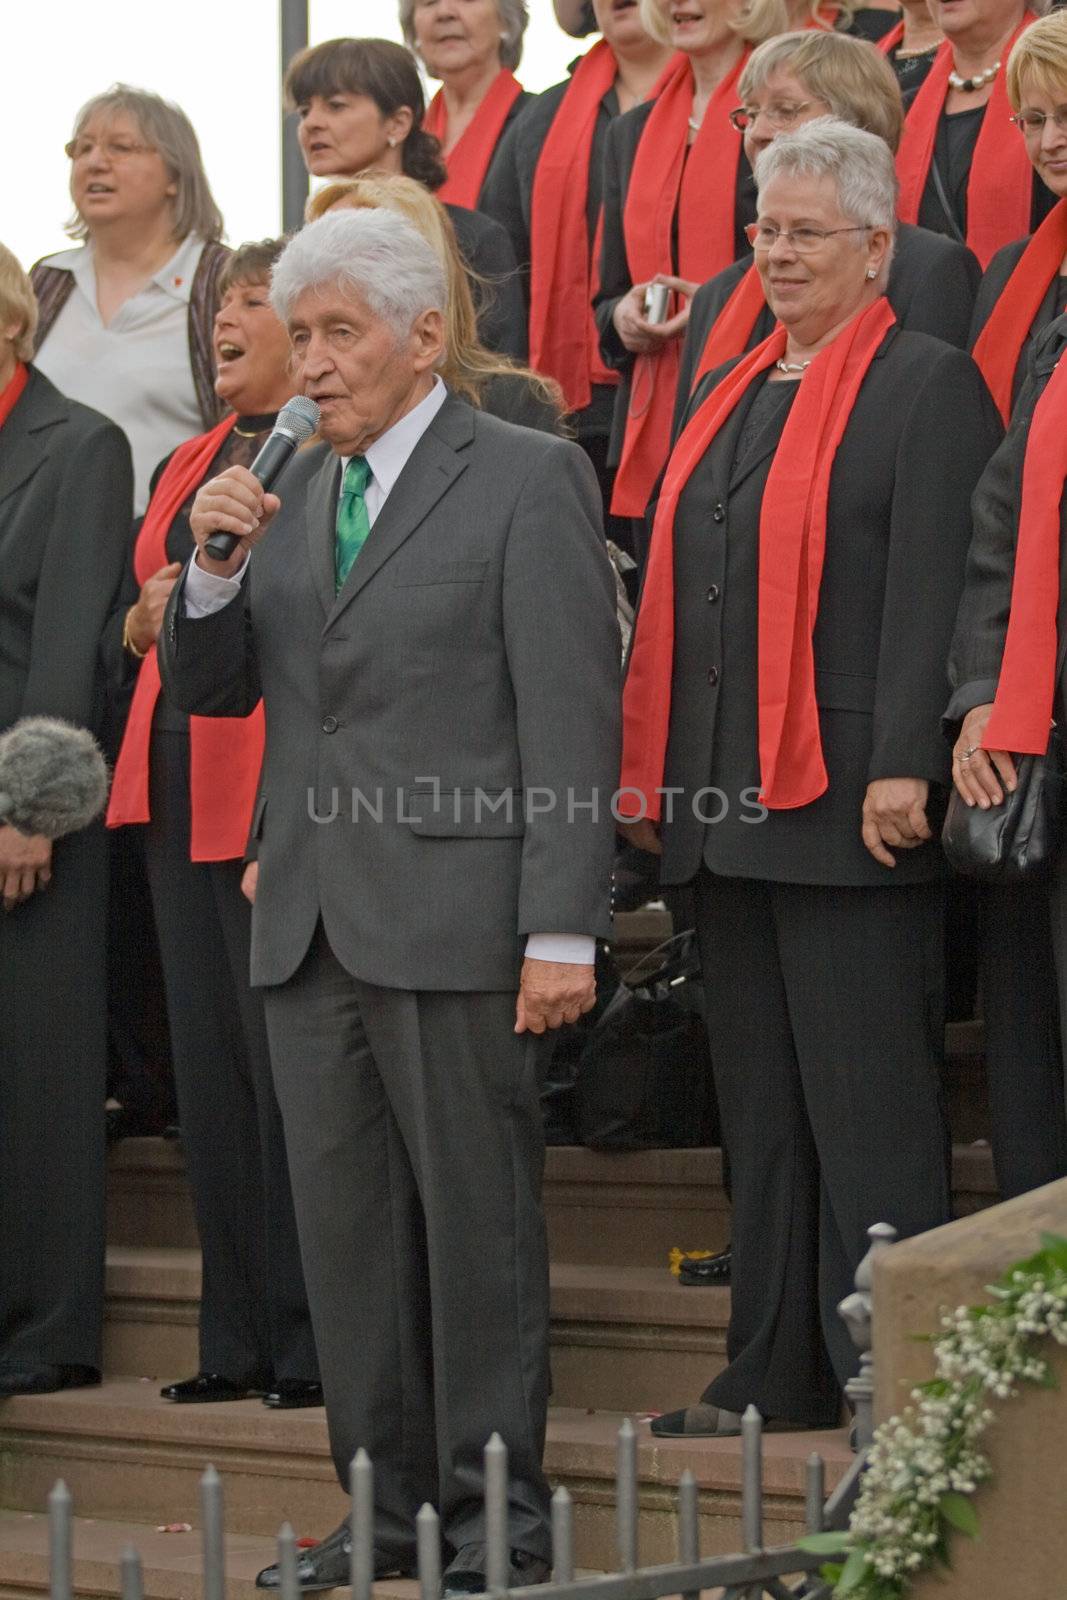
[896, 17, 1035, 269]
[528, 40, 622, 413]
[424, 68, 524, 208]
[107, 416, 266, 863]
[877, 19, 905, 54]
[981, 349, 1067, 755]
[619, 296, 896, 818]
[691, 263, 769, 393]
[972, 198, 1067, 424]
[0, 361, 28, 428]
[610, 48, 750, 517]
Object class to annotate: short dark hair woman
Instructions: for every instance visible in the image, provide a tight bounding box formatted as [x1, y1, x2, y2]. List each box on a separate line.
[284, 36, 527, 359]
[0, 241, 133, 1396]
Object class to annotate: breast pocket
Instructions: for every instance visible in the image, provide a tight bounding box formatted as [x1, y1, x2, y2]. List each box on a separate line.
[394, 559, 489, 587]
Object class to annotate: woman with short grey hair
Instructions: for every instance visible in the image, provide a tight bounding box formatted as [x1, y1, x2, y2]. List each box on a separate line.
[618, 118, 1003, 1436]
[401, 0, 532, 209]
[31, 84, 229, 513]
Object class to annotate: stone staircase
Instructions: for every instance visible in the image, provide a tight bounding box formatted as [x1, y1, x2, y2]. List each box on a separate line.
[0, 1127, 999, 1600]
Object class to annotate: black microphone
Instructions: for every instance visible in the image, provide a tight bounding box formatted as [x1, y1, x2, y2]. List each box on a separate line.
[0, 718, 109, 840]
[204, 395, 321, 562]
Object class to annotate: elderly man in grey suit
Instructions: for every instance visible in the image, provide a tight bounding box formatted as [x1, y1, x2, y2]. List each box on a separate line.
[158, 209, 620, 1595]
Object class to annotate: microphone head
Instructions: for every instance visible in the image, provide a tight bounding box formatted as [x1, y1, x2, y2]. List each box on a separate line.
[276, 395, 320, 443]
[0, 717, 109, 840]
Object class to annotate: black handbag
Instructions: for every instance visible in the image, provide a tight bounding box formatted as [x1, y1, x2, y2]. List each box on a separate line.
[942, 726, 1065, 883]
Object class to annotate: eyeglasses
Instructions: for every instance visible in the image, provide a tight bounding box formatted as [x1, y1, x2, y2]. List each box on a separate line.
[65, 137, 156, 162]
[745, 221, 873, 253]
[729, 101, 817, 133]
[1010, 108, 1067, 136]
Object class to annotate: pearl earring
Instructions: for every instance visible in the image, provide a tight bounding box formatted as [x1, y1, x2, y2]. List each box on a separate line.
[866, 267, 877, 280]
[387, 137, 397, 147]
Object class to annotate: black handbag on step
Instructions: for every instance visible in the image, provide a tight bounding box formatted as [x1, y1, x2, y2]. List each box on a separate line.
[942, 726, 1065, 883]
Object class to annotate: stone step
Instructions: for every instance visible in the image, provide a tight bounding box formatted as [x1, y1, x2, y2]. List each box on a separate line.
[107, 1139, 998, 1264]
[102, 1253, 729, 1416]
[0, 1381, 851, 1571]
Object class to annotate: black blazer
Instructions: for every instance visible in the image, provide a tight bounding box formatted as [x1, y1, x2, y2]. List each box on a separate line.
[655, 328, 1003, 888]
[947, 314, 1067, 733]
[674, 224, 982, 435]
[594, 99, 754, 464]
[0, 366, 132, 737]
[446, 203, 528, 360]
[968, 235, 1066, 417]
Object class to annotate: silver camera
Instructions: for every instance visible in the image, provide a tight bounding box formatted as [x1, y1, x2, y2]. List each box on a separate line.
[643, 282, 670, 325]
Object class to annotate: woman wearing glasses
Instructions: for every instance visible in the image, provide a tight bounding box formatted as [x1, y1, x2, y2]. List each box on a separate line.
[618, 120, 1001, 1436]
[31, 86, 229, 515]
[675, 30, 981, 425]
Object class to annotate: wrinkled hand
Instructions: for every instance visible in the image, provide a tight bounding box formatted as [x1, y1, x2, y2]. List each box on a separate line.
[618, 818, 662, 855]
[241, 861, 258, 904]
[126, 562, 182, 654]
[515, 959, 596, 1034]
[861, 778, 932, 868]
[612, 276, 695, 355]
[189, 465, 281, 579]
[0, 825, 52, 912]
[951, 703, 1017, 810]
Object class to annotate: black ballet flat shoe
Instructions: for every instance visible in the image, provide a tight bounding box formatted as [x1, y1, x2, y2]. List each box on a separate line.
[678, 1246, 732, 1286]
[262, 1380, 324, 1409]
[160, 1372, 267, 1403]
[441, 1545, 551, 1597]
[0, 1363, 100, 1397]
[650, 1403, 744, 1438]
[255, 1521, 410, 1591]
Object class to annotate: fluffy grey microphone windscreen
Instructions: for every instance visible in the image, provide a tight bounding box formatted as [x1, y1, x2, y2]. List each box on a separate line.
[0, 718, 109, 840]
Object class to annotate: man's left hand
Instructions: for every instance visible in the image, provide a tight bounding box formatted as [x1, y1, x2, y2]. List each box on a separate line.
[515, 959, 596, 1034]
[861, 778, 931, 868]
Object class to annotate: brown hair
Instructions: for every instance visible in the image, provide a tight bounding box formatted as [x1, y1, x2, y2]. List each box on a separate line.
[284, 38, 447, 191]
[218, 237, 289, 296]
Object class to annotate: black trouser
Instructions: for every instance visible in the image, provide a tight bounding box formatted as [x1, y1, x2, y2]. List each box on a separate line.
[263, 922, 552, 1563]
[144, 729, 317, 1382]
[694, 871, 951, 1428]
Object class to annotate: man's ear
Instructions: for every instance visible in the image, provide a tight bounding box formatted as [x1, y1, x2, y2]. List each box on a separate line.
[411, 307, 447, 374]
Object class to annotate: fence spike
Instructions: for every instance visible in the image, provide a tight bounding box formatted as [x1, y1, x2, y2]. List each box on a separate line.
[350, 1449, 375, 1600]
[551, 1487, 574, 1585]
[740, 1407, 763, 1554]
[417, 1502, 442, 1600]
[200, 1466, 225, 1600]
[676, 1468, 699, 1600]
[485, 1433, 510, 1597]
[276, 1522, 300, 1600]
[47, 1481, 72, 1600]
[616, 1418, 638, 1573]
[119, 1544, 143, 1600]
[805, 1454, 826, 1534]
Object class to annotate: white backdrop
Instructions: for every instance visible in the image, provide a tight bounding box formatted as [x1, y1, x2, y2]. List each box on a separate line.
[3, 1, 580, 271]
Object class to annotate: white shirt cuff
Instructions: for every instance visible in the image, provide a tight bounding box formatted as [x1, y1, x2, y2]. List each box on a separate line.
[183, 550, 251, 618]
[524, 934, 596, 965]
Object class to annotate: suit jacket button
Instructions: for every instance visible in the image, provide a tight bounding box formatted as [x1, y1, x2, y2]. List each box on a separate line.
[322, 715, 338, 734]
[707, 666, 719, 686]
[707, 584, 720, 603]
[712, 503, 726, 523]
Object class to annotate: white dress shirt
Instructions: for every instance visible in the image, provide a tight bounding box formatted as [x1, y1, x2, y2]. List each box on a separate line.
[184, 376, 594, 968]
[34, 234, 207, 514]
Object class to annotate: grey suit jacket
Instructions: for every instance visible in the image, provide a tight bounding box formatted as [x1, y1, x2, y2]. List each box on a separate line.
[159, 392, 621, 992]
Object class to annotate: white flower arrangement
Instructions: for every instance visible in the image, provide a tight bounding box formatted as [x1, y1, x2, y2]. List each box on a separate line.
[799, 1232, 1067, 1598]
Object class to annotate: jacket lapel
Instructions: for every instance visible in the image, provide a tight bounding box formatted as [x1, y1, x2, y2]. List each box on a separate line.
[304, 450, 342, 616]
[0, 368, 66, 509]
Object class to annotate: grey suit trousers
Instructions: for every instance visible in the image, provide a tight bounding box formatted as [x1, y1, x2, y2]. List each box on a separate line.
[262, 923, 552, 1563]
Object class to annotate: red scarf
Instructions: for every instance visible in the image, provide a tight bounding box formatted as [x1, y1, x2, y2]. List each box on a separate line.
[691, 263, 769, 394]
[0, 361, 28, 429]
[107, 416, 266, 863]
[424, 68, 524, 208]
[896, 19, 1035, 269]
[528, 40, 622, 413]
[878, 19, 905, 54]
[972, 198, 1067, 425]
[610, 49, 750, 517]
[619, 296, 896, 818]
[981, 349, 1067, 756]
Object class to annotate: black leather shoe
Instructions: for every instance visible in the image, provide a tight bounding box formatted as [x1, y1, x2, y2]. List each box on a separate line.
[678, 1246, 732, 1286]
[263, 1380, 324, 1409]
[0, 1363, 100, 1397]
[255, 1521, 409, 1591]
[160, 1373, 267, 1403]
[442, 1545, 550, 1597]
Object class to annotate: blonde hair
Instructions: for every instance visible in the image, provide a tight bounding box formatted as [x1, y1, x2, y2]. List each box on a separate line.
[0, 242, 39, 362]
[740, 31, 904, 152]
[305, 175, 562, 414]
[1007, 8, 1067, 109]
[637, 0, 855, 49]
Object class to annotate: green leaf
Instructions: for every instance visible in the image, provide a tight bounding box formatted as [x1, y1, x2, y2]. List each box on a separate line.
[819, 1562, 844, 1584]
[1039, 1233, 1067, 1271]
[940, 1492, 980, 1538]
[836, 1548, 871, 1592]
[796, 1532, 851, 1554]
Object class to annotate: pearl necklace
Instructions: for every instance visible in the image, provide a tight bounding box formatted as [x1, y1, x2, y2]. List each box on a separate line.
[947, 59, 1000, 92]
[687, 114, 702, 132]
[775, 357, 812, 374]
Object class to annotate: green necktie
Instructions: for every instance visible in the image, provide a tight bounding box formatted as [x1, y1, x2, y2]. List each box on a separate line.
[335, 456, 372, 592]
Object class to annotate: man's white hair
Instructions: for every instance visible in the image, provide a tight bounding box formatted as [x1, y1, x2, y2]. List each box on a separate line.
[754, 117, 899, 240]
[270, 210, 447, 340]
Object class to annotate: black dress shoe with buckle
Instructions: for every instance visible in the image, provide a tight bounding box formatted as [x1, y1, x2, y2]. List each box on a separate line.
[160, 1373, 267, 1403]
[255, 1521, 409, 1592]
[262, 1380, 324, 1409]
[0, 1363, 100, 1397]
[442, 1545, 551, 1597]
[678, 1245, 732, 1286]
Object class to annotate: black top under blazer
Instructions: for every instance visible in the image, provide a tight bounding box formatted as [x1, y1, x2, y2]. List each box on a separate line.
[446, 203, 528, 361]
[968, 235, 1067, 417]
[654, 328, 1003, 889]
[674, 224, 982, 434]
